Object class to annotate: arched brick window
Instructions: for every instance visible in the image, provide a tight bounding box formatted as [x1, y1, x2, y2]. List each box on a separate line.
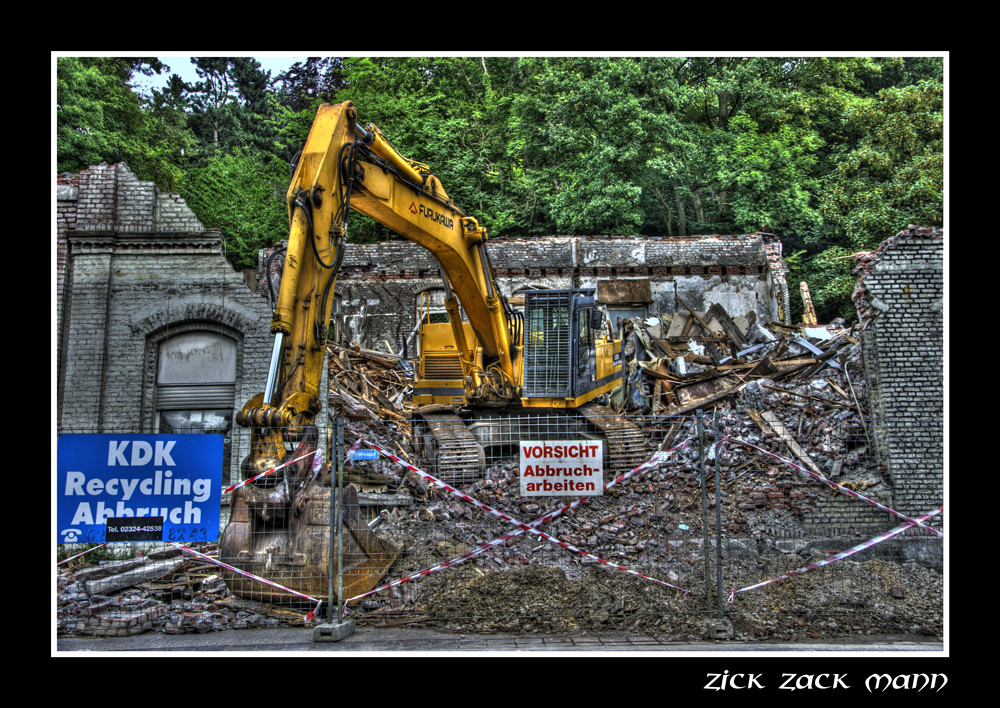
[154, 331, 236, 485]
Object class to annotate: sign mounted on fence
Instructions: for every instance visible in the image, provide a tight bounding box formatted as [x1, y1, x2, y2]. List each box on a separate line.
[519, 440, 603, 496]
[56, 434, 223, 545]
[350, 448, 380, 461]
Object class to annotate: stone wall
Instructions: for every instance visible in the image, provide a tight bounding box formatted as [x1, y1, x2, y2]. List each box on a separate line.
[852, 226, 945, 529]
[330, 233, 784, 353]
[56, 163, 274, 485]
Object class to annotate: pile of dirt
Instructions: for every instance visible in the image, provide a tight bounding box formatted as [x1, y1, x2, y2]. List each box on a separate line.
[345, 486, 942, 641]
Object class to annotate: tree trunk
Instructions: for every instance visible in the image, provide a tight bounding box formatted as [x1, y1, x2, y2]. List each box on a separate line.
[693, 187, 705, 225]
[716, 57, 731, 130]
[718, 91, 730, 130]
[716, 188, 729, 217]
[652, 186, 674, 237]
[673, 178, 687, 237]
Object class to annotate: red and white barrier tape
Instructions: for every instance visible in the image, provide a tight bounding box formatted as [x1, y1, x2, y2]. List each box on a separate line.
[729, 437, 943, 537]
[728, 506, 942, 602]
[57, 543, 108, 566]
[347, 436, 696, 603]
[223, 449, 322, 495]
[169, 543, 323, 624]
[346, 436, 363, 466]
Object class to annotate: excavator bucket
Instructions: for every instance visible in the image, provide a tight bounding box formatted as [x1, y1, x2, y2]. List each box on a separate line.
[221, 482, 400, 605]
[219, 428, 400, 606]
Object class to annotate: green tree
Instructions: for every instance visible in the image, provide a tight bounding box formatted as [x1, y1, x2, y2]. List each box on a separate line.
[668, 57, 828, 238]
[797, 77, 944, 322]
[715, 113, 822, 235]
[182, 57, 278, 159]
[513, 57, 690, 235]
[231, 57, 279, 156]
[820, 79, 943, 249]
[399, 57, 532, 237]
[56, 56, 183, 189]
[182, 58, 240, 151]
[509, 57, 830, 240]
[273, 57, 346, 111]
[146, 72, 199, 171]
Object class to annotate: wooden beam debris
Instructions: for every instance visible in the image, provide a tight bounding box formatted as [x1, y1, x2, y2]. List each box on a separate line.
[759, 410, 822, 475]
[84, 558, 186, 596]
[329, 343, 413, 422]
[707, 303, 749, 350]
[674, 294, 717, 338]
[612, 297, 864, 418]
[800, 281, 818, 326]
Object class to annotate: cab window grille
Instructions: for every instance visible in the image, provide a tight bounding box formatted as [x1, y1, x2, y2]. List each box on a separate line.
[523, 292, 571, 397]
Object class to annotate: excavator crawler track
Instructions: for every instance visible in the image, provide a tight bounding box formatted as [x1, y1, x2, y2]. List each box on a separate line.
[579, 403, 651, 477]
[412, 411, 486, 485]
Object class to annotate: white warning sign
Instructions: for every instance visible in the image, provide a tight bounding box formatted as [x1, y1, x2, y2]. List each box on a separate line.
[519, 440, 604, 496]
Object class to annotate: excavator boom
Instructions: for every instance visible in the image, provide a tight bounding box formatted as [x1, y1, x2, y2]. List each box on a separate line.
[220, 102, 627, 604]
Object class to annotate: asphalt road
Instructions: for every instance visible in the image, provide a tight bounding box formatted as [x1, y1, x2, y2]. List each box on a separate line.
[55, 624, 944, 654]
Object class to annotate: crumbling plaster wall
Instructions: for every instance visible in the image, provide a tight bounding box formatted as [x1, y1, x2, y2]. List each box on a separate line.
[333, 234, 784, 352]
[56, 163, 274, 484]
[853, 226, 945, 530]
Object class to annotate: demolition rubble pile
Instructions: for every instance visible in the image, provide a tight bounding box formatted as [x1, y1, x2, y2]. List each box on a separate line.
[57, 303, 942, 641]
[328, 343, 413, 425]
[326, 302, 941, 641]
[57, 544, 309, 636]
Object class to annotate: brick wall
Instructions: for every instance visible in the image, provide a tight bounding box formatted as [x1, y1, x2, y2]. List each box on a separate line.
[326, 234, 784, 352]
[56, 163, 274, 484]
[852, 227, 945, 529]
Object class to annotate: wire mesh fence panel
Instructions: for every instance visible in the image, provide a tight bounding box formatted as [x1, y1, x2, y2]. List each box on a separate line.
[718, 526, 944, 639]
[57, 408, 943, 640]
[705, 409, 944, 640]
[341, 411, 718, 637]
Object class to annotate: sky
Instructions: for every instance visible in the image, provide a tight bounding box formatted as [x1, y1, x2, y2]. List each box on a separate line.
[132, 55, 305, 94]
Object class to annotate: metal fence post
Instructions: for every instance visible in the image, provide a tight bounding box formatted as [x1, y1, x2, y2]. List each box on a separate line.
[327, 422, 335, 623]
[314, 416, 355, 642]
[697, 410, 712, 614]
[714, 410, 724, 619]
[336, 418, 346, 623]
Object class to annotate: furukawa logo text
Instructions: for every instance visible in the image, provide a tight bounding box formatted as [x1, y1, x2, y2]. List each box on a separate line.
[410, 202, 454, 229]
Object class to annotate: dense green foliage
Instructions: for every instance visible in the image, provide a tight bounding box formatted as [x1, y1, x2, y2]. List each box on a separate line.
[55, 55, 945, 319]
[179, 148, 290, 269]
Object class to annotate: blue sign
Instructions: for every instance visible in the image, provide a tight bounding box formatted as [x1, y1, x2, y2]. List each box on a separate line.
[57, 434, 223, 544]
[350, 448, 380, 461]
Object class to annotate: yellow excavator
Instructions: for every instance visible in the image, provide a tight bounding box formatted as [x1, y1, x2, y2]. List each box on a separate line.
[220, 101, 643, 604]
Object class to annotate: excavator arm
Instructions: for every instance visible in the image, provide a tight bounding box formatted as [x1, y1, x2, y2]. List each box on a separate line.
[242, 103, 519, 441]
[222, 101, 523, 603]
[220, 103, 628, 602]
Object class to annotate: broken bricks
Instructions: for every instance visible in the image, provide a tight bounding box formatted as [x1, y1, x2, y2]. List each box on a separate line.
[56, 543, 280, 636]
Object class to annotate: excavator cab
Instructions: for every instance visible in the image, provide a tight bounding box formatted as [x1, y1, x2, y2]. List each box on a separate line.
[523, 289, 621, 404]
